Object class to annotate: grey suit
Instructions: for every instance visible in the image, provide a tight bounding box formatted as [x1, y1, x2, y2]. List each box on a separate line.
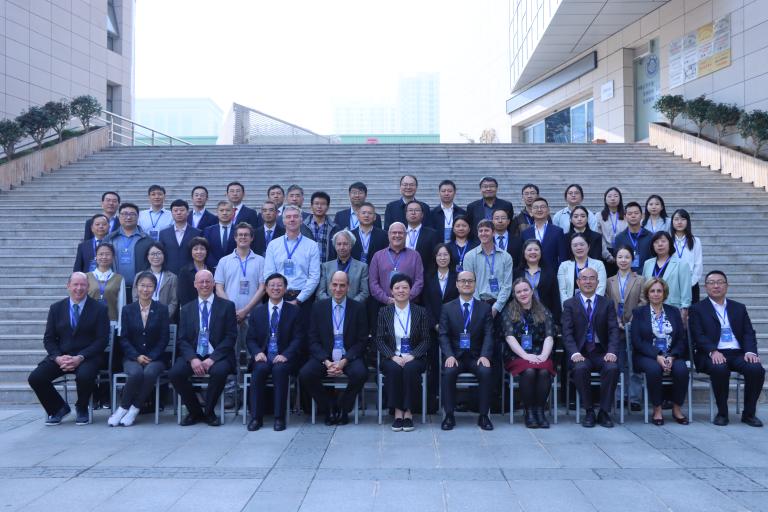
[315, 259, 369, 303]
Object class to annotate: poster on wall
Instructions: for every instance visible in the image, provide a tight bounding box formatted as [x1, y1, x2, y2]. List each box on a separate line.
[668, 15, 731, 89]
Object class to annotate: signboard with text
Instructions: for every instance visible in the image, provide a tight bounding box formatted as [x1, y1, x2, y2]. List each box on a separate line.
[668, 15, 731, 89]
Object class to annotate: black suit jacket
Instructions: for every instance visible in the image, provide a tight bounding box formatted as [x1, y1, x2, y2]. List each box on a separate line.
[495, 230, 523, 266]
[438, 298, 494, 359]
[308, 298, 368, 363]
[630, 304, 687, 359]
[159, 225, 202, 274]
[689, 298, 757, 366]
[614, 228, 652, 272]
[233, 204, 260, 228]
[384, 199, 430, 230]
[188, 209, 218, 231]
[43, 296, 110, 361]
[119, 300, 170, 362]
[375, 303, 432, 359]
[351, 226, 388, 262]
[73, 238, 101, 273]
[427, 205, 467, 236]
[334, 208, 382, 230]
[177, 296, 237, 365]
[251, 224, 285, 257]
[84, 216, 120, 240]
[521, 224, 568, 271]
[246, 301, 303, 361]
[562, 294, 620, 358]
[513, 266, 561, 323]
[203, 224, 237, 269]
[423, 270, 459, 327]
[465, 198, 514, 233]
[567, 229, 603, 261]
[409, 225, 440, 273]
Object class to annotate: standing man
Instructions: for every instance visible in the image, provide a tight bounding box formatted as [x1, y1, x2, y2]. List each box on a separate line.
[520, 198, 568, 271]
[439, 270, 495, 430]
[462, 220, 513, 318]
[491, 209, 522, 267]
[104, 202, 153, 300]
[428, 179, 466, 243]
[227, 181, 260, 228]
[84, 191, 120, 240]
[188, 185, 218, 231]
[368, 222, 425, 307]
[334, 182, 382, 230]
[74, 214, 109, 273]
[351, 202, 388, 264]
[300, 271, 369, 425]
[202, 200, 236, 270]
[159, 199, 201, 274]
[267, 185, 286, 215]
[384, 175, 430, 230]
[316, 230, 369, 303]
[465, 177, 514, 234]
[512, 184, 540, 235]
[562, 267, 620, 428]
[614, 201, 653, 273]
[28, 272, 110, 425]
[690, 270, 765, 427]
[252, 200, 285, 257]
[404, 201, 439, 273]
[286, 185, 311, 221]
[303, 191, 338, 263]
[169, 270, 238, 426]
[138, 185, 173, 240]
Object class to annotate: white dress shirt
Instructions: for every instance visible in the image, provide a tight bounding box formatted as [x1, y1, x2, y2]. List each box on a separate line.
[394, 303, 411, 356]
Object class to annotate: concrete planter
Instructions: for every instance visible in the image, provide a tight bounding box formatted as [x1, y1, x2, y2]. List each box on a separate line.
[649, 123, 768, 191]
[0, 126, 109, 191]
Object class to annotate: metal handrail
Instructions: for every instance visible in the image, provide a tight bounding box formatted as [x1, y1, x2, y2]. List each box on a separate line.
[99, 110, 192, 147]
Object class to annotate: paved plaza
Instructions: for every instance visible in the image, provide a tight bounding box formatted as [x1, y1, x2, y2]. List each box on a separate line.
[0, 406, 766, 512]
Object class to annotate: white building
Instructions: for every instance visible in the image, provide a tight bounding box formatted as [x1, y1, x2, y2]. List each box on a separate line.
[398, 72, 439, 135]
[134, 97, 222, 143]
[333, 103, 397, 135]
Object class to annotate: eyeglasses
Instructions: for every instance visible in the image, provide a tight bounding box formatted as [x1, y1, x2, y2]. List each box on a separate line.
[457, 279, 476, 284]
[578, 276, 597, 282]
[705, 280, 727, 286]
[119, 212, 137, 218]
[531, 205, 547, 211]
[148, 252, 164, 257]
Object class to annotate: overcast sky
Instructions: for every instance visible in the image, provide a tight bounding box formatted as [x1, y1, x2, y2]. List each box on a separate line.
[134, 0, 511, 142]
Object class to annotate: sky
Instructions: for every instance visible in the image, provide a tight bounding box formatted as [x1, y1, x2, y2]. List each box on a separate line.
[134, 0, 511, 142]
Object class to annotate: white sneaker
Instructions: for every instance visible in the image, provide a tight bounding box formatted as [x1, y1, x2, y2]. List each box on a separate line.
[119, 406, 141, 427]
[107, 407, 128, 427]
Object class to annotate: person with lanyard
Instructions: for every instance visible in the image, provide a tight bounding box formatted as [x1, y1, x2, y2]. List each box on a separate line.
[513, 239, 560, 324]
[226, 181, 260, 228]
[642, 194, 671, 234]
[428, 179, 466, 243]
[28, 272, 110, 426]
[447, 215, 478, 273]
[613, 201, 652, 273]
[552, 184, 598, 232]
[512, 183, 540, 236]
[568, 205, 609, 262]
[690, 270, 764, 427]
[104, 202, 153, 302]
[252, 200, 284, 257]
[316, 229, 369, 303]
[202, 200, 236, 270]
[159, 198, 201, 274]
[562, 267, 621, 428]
[492, 208, 523, 267]
[439, 270, 495, 430]
[176, 237, 210, 309]
[502, 277, 556, 428]
[74, 214, 109, 273]
[303, 191, 338, 263]
[641, 232, 691, 324]
[138, 185, 173, 241]
[86, 242, 126, 334]
[300, 271, 369, 426]
[368, 222, 425, 307]
[404, 200, 439, 273]
[596, 187, 627, 275]
[383, 174, 430, 230]
[188, 185, 217, 231]
[375, 273, 432, 432]
[462, 219, 513, 319]
[670, 208, 703, 303]
[108, 271, 170, 427]
[245, 273, 303, 431]
[465, 176, 514, 236]
[630, 278, 690, 426]
[334, 181, 383, 230]
[350, 202, 388, 264]
[83, 191, 121, 240]
[557, 232, 607, 305]
[520, 197, 568, 271]
[132, 242, 178, 320]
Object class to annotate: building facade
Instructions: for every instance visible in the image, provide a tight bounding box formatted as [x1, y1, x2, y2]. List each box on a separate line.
[134, 97, 222, 144]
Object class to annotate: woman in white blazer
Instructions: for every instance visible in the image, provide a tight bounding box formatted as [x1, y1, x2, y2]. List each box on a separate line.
[557, 232, 606, 305]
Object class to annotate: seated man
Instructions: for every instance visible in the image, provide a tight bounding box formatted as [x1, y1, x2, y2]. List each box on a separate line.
[169, 270, 237, 426]
[562, 267, 620, 428]
[300, 271, 369, 425]
[690, 270, 765, 427]
[246, 273, 303, 432]
[438, 270, 494, 431]
[28, 272, 110, 425]
[316, 229, 369, 303]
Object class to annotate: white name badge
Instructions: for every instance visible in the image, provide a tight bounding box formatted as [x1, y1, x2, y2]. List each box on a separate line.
[283, 259, 295, 277]
[459, 333, 470, 350]
[239, 280, 250, 295]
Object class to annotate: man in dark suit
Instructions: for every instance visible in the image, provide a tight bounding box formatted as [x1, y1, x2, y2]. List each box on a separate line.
[28, 272, 110, 425]
[562, 267, 620, 428]
[350, 202, 388, 264]
[227, 181, 261, 228]
[439, 270, 495, 431]
[334, 181, 382, 230]
[690, 270, 765, 427]
[465, 177, 514, 235]
[405, 200, 440, 273]
[203, 200, 236, 269]
[74, 214, 109, 272]
[169, 270, 238, 426]
[614, 202, 652, 273]
[83, 191, 120, 240]
[251, 201, 285, 257]
[188, 185, 217, 231]
[300, 271, 369, 425]
[246, 273, 303, 431]
[492, 208, 523, 266]
[520, 198, 568, 271]
[159, 199, 201, 274]
[428, 179, 466, 242]
[384, 175, 430, 230]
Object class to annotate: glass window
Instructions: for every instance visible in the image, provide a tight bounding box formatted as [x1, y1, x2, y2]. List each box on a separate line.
[107, 1, 120, 52]
[545, 110, 570, 143]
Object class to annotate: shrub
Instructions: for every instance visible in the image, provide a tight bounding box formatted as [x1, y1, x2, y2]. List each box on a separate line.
[43, 100, 72, 141]
[16, 105, 54, 149]
[653, 95, 686, 128]
[0, 119, 25, 160]
[70, 95, 102, 132]
[684, 96, 715, 137]
[738, 110, 768, 158]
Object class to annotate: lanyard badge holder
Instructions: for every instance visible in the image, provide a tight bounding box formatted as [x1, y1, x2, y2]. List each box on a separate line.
[520, 317, 533, 350]
[283, 236, 302, 277]
[400, 337, 411, 355]
[485, 251, 499, 293]
[197, 328, 209, 357]
[332, 334, 345, 362]
[267, 333, 279, 361]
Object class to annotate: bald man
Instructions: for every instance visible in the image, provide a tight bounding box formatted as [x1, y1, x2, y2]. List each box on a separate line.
[29, 272, 110, 425]
[170, 270, 238, 426]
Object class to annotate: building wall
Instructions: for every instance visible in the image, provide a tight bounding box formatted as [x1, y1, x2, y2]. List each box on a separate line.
[508, 0, 768, 145]
[0, 0, 134, 121]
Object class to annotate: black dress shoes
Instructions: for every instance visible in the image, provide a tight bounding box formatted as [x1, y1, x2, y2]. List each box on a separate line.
[441, 413, 456, 431]
[534, 407, 550, 429]
[524, 409, 539, 429]
[597, 410, 614, 428]
[582, 409, 596, 428]
[713, 414, 729, 426]
[478, 414, 493, 431]
[741, 415, 763, 427]
[180, 413, 200, 426]
[274, 418, 286, 431]
[206, 413, 221, 427]
[324, 413, 336, 426]
[45, 405, 71, 426]
[337, 412, 349, 425]
[247, 417, 263, 431]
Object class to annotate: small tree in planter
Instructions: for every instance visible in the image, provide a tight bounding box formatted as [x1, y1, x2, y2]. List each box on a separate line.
[43, 100, 72, 142]
[16, 105, 54, 149]
[653, 95, 686, 128]
[738, 110, 768, 158]
[70, 95, 102, 133]
[0, 119, 25, 160]
[684, 96, 714, 137]
[706, 102, 743, 146]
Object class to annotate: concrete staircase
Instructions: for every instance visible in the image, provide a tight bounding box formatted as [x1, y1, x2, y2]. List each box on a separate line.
[1, 143, 767, 404]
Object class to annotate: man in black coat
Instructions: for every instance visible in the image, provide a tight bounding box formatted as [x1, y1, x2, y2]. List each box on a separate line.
[74, 214, 109, 273]
[350, 202, 388, 264]
[404, 200, 440, 274]
[383, 175, 430, 230]
[159, 199, 201, 274]
[465, 177, 514, 235]
[251, 201, 285, 257]
[83, 191, 121, 240]
[334, 181, 383, 230]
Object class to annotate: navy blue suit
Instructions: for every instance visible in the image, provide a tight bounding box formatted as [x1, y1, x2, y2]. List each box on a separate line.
[251, 224, 285, 257]
[119, 300, 171, 363]
[427, 205, 467, 238]
[203, 223, 236, 269]
[520, 223, 568, 271]
[158, 225, 201, 274]
[350, 226, 388, 264]
[384, 199, 430, 230]
[334, 208, 382, 230]
[614, 228, 652, 273]
[233, 204, 260, 229]
[188, 209, 217, 231]
[84, 216, 120, 240]
[73, 238, 102, 273]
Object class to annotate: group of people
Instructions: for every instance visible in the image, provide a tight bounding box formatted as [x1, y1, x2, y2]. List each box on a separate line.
[28, 176, 764, 431]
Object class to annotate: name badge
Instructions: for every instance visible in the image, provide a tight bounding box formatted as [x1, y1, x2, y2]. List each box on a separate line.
[119, 248, 132, 265]
[88, 260, 97, 272]
[521, 334, 533, 351]
[654, 337, 668, 354]
[196, 330, 209, 356]
[489, 277, 500, 293]
[400, 337, 411, 355]
[239, 280, 250, 295]
[455, 264, 463, 272]
[333, 334, 344, 349]
[444, 227, 452, 243]
[632, 254, 640, 268]
[283, 259, 295, 277]
[586, 328, 594, 343]
[617, 303, 624, 319]
[390, 269, 399, 282]
[459, 333, 470, 349]
[360, 253, 367, 264]
[149, 230, 159, 241]
[720, 327, 733, 342]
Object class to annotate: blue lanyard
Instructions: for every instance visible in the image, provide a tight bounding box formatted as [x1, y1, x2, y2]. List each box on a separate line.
[154, 272, 163, 300]
[237, 252, 252, 277]
[359, 229, 371, 253]
[444, 209, 453, 228]
[714, 301, 729, 327]
[575, 259, 588, 278]
[521, 313, 529, 335]
[526, 269, 540, 290]
[653, 258, 670, 278]
[462, 300, 473, 333]
[610, 212, 618, 235]
[483, 250, 496, 275]
[149, 210, 164, 229]
[674, 238, 686, 258]
[387, 249, 403, 270]
[333, 302, 345, 333]
[654, 308, 665, 335]
[455, 242, 468, 263]
[283, 235, 302, 260]
[396, 306, 411, 336]
[535, 223, 548, 242]
[618, 273, 628, 301]
[97, 272, 112, 297]
[523, 212, 534, 226]
[628, 231, 640, 250]
[338, 259, 351, 273]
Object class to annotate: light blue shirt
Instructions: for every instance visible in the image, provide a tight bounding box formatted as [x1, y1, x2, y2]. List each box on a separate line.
[263, 234, 321, 302]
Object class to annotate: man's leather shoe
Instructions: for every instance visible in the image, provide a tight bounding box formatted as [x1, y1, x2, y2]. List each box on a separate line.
[45, 405, 71, 426]
[441, 413, 455, 431]
[524, 409, 539, 429]
[741, 415, 763, 427]
[75, 407, 90, 425]
[337, 412, 349, 425]
[247, 418, 263, 431]
[206, 413, 221, 426]
[597, 410, 614, 428]
[713, 414, 729, 426]
[582, 409, 596, 428]
[534, 407, 550, 429]
[478, 414, 493, 431]
[180, 413, 200, 426]
[324, 413, 336, 426]
[274, 418, 286, 431]
[630, 402, 642, 412]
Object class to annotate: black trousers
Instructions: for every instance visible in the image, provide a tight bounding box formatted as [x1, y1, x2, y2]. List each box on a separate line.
[700, 349, 766, 417]
[250, 360, 296, 420]
[634, 356, 689, 407]
[441, 353, 493, 415]
[299, 358, 368, 413]
[28, 357, 101, 415]
[571, 351, 619, 412]
[169, 357, 233, 418]
[381, 357, 426, 412]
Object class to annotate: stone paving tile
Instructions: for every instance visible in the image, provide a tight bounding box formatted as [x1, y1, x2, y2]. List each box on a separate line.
[167, 478, 262, 512]
[0, 466, 85, 478]
[734, 468, 768, 487]
[492, 443, 560, 469]
[508, 479, 596, 512]
[0, 478, 67, 511]
[542, 442, 619, 469]
[688, 467, 768, 492]
[21, 477, 133, 512]
[503, 468, 601, 481]
[409, 468, 506, 481]
[624, 423, 694, 449]
[700, 441, 768, 468]
[574, 480, 667, 511]
[644, 480, 749, 511]
[373, 480, 445, 512]
[301, 479, 376, 512]
[724, 491, 768, 512]
[662, 447, 726, 468]
[95, 478, 196, 512]
[593, 468, 695, 480]
[242, 491, 306, 512]
[443, 480, 522, 512]
[258, 468, 316, 492]
[595, 442, 679, 469]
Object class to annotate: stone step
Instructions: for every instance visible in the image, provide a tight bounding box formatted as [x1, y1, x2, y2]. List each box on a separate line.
[0, 308, 50, 320]
[0, 320, 46, 335]
[0, 334, 43, 350]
